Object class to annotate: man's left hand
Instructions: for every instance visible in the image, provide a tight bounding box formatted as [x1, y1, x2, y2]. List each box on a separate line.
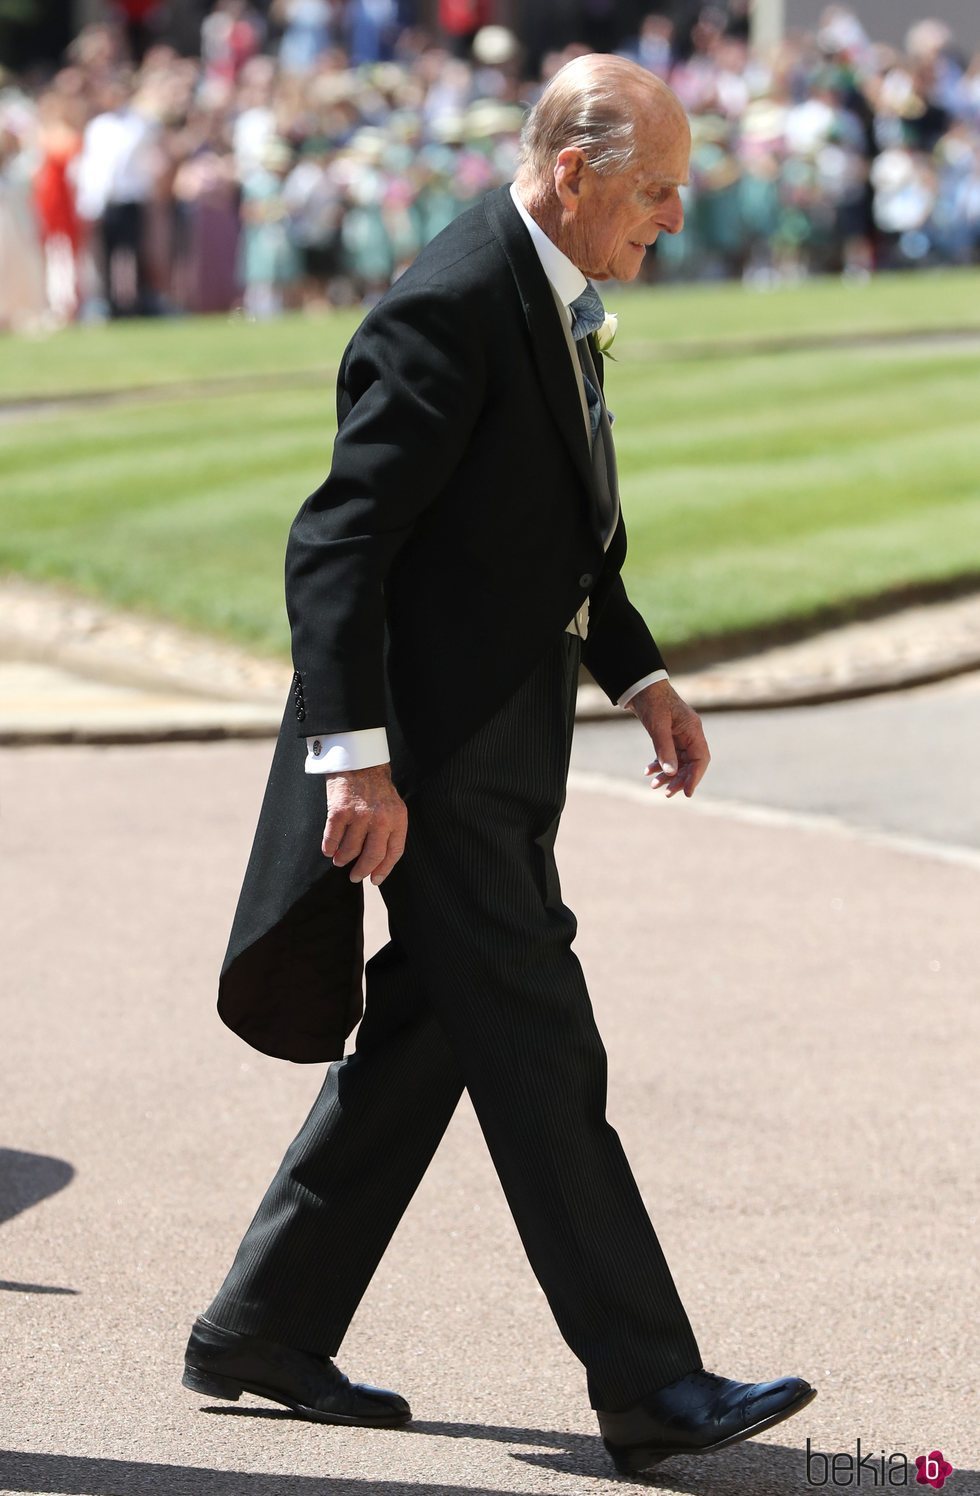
[628, 679, 711, 798]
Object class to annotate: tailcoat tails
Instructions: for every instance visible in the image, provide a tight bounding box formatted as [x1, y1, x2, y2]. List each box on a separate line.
[217, 696, 364, 1063]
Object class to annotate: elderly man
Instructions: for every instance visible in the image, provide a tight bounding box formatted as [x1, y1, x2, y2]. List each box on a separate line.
[183, 55, 816, 1475]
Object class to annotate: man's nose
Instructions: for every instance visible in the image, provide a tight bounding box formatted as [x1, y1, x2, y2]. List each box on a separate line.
[657, 190, 684, 235]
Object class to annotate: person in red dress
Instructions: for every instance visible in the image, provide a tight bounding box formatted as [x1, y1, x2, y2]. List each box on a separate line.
[33, 92, 84, 323]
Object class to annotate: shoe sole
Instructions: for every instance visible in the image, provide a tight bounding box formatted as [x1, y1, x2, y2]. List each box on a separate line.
[605, 1385, 818, 1475]
[181, 1365, 412, 1428]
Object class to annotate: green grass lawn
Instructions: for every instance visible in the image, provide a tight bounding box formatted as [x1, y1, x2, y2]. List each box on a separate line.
[3, 267, 978, 403]
[1, 268, 978, 662]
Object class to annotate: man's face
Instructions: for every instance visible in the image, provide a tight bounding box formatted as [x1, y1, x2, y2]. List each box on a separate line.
[562, 105, 691, 282]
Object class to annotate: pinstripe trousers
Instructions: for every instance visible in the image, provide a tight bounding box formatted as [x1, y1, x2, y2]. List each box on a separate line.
[206, 631, 703, 1412]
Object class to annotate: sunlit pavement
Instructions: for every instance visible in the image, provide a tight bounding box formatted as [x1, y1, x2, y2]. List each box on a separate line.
[1, 726, 976, 1495]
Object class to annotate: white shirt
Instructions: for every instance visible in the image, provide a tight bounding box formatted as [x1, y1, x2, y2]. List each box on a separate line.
[75, 108, 158, 219]
[232, 105, 276, 178]
[304, 183, 666, 774]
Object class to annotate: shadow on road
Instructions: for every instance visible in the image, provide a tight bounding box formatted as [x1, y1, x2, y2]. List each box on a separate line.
[2, 1441, 977, 1495]
[509, 1436, 980, 1492]
[0, 1147, 75, 1227]
[0, 1278, 78, 1294]
[0, 1453, 536, 1496]
[0, 1147, 77, 1295]
[170, 1412, 979, 1495]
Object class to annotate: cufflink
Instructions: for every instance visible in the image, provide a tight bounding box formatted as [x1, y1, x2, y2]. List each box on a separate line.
[312, 739, 322, 757]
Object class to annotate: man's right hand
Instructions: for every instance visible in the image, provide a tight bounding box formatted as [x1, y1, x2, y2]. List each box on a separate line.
[322, 764, 408, 886]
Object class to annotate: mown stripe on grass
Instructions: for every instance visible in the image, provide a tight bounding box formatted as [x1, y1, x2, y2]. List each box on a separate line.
[3, 269, 978, 403]
[624, 497, 980, 645]
[2, 306, 977, 657]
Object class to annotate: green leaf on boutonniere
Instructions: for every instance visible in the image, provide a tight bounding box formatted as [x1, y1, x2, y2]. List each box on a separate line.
[592, 313, 619, 361]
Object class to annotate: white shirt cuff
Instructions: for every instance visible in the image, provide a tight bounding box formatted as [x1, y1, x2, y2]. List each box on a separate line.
[616, 669, 669, 709]
[305, 727, 390, 774]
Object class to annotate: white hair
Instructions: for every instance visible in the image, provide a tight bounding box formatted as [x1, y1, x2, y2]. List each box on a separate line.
[518, 57, 641, 179]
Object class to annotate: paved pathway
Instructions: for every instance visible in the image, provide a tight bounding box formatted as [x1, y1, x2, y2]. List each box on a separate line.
[574, 669, 980, 856]
[1, 739, 977, 1495]
[2, 580, 978, 1493]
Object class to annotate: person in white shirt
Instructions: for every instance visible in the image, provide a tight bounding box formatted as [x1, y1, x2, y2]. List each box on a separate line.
[75, 79, 159, 316]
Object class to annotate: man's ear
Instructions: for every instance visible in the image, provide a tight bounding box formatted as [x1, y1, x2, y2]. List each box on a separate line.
[554, 147, 588, 211]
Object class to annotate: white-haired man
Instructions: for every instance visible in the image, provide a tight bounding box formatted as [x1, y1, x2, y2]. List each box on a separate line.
[183, 54, 816, 1476]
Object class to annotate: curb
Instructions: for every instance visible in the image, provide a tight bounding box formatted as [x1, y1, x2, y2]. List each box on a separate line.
[577, 649, 980, 721]
[2, 580, 979, 748]
[0, 720, 282, 748]
[4, 649, 979, 748]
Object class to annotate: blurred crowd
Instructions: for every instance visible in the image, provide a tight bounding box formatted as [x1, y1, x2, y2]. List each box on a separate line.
[0, 1, 978, 330]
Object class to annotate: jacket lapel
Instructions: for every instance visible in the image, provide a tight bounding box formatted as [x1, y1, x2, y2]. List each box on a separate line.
[590, 336, 606, 393]
[483, 186, 595, 500]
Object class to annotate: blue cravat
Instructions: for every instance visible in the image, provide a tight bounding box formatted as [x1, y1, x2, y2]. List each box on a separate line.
[568, 283, 605, 442]
[568, 282, 605, 341]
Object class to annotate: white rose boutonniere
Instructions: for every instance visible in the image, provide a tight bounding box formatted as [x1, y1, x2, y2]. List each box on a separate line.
[594, 312, 618, 360]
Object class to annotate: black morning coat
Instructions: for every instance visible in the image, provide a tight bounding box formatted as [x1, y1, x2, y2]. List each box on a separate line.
[217, 183, 667, 1064]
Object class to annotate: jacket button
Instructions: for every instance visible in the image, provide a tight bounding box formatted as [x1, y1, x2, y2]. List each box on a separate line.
[295, 706, 306, 721]
[579, 572, 593, 589]
[292, 671, 301, 685]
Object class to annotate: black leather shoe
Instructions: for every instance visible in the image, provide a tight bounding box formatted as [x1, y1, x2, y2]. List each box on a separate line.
[182, 1316, 411, 1427]
[598, 1368, 816, 1474]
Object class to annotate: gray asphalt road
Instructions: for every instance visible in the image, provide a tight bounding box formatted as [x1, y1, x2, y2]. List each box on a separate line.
[573, 671, 980, 853]
[1, 738, 977, 1496]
